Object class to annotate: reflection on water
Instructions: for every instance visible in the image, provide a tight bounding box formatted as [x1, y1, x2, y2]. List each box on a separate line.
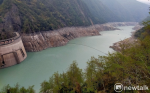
[0, 26, 134, 92]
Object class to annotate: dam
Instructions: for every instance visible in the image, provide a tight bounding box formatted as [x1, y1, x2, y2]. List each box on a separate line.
[0, 26, 134, 92]
[0, 32, 27, 68]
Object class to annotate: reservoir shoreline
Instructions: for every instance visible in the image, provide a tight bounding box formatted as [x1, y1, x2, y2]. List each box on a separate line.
[110, 24, 143, 51]
[21, 22, 138, 52]
[0, 26, 136, 92]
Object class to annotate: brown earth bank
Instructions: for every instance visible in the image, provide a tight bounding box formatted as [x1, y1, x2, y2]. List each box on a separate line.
[21, 22, 138, 52]
[106, 22, 138, 27]
[110, 24, 143, 52]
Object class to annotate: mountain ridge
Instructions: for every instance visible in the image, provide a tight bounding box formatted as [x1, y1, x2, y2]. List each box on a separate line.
[0, 0, 149, 40]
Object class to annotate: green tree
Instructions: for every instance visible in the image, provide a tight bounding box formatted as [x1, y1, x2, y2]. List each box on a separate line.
[0, 84, 35, 93]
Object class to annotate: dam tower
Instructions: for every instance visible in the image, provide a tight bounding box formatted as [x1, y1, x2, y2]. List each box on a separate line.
[0, 32, 27, 68]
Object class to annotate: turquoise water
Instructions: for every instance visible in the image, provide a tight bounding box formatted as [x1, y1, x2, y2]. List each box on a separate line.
[0, 26, 134, 92]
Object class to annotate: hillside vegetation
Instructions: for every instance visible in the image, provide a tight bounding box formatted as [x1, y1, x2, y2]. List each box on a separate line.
[1, 15, 150, 93]
[0, 0, 149, 36]
[0, 0, 94, 33]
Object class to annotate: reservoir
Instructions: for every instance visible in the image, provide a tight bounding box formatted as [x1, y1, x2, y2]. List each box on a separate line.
[0, 26, 134, 92]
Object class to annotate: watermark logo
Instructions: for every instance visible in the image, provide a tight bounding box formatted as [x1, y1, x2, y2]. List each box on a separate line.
[114, 83, 123, 92]
[114, 83, 149, 92]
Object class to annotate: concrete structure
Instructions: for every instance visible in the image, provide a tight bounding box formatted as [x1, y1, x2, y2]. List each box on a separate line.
[0, 32, 27, 68]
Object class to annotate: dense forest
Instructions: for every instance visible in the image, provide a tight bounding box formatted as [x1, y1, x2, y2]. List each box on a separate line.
[0, 0, 93, 33]
[1, 16, 150, 93]
[0, 0, 149, 40]
[0, 0, 94, 39]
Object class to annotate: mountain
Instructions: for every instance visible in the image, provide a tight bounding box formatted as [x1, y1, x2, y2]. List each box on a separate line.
[100, 0, 149, 22]
[81, 0, 121, 23]
[0, 0, 96, 34]
[141, 15, 150, 22]
[0, 0, 149, 37]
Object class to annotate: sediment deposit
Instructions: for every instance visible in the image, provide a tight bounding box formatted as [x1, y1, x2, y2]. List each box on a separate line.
[110, 24, 141, 52]
[106, 22, 138, 27]
[22, 22, 138, 52]
[22, 26, 100, 52]
[132, 24, 143, 30]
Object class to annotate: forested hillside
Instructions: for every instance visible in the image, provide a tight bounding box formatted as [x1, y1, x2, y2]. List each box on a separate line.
[0, 0, 94, 33]
[82, 0, 121, 23]
[0, 0, 149, 40]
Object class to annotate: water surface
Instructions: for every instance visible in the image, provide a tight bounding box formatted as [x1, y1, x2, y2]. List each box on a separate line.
[0, 26, 134, 92]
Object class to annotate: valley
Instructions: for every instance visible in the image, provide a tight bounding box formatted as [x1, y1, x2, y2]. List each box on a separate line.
[0, 26, 135, 92]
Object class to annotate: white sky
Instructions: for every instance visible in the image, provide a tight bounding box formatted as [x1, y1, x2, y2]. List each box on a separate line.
[137, 0, 150, 4]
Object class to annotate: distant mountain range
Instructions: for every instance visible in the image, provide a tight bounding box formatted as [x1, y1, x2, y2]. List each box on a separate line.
[0, 0, 149, 34]
[100, 0, 149, 22]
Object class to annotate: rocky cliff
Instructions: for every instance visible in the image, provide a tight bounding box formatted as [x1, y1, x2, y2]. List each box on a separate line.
[22, 22, 137, 52]
[22, 26, 100, 52]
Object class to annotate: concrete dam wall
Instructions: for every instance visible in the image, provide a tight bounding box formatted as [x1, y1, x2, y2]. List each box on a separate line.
[0, 33, 27, 68]
[0, 22, 138, 68]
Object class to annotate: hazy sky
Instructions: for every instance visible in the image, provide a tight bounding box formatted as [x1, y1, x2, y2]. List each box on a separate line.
[137, 0, 150, 4]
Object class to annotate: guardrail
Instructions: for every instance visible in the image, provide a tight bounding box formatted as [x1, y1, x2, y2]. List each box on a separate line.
[0, 32, 21, 46]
